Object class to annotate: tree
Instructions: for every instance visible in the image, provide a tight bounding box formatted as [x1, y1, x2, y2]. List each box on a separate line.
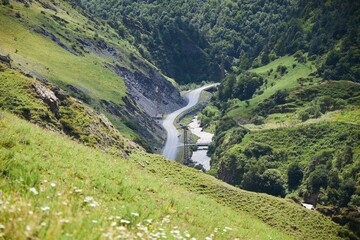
[218, 74, 236, 101]
[335, 146, 353, 169]
[261, 169, 286, 197]
[241, 163, 262, 192]
[308, 166, 328, 193]
[287, 163, 303, 190]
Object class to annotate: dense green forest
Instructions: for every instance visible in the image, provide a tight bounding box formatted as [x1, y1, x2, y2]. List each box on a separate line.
[75, 0, 359, 83]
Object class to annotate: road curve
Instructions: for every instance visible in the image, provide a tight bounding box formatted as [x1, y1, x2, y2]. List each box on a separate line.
[162, 84, 218, 160]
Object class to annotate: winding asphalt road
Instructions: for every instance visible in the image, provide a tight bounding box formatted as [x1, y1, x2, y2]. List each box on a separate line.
[162, 84, 218, 160]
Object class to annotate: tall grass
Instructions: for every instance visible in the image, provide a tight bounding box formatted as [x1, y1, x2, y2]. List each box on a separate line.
[0, 112, 298, 239]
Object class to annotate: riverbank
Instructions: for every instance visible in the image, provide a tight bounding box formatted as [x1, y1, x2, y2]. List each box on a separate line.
[188, 116, 213, 170]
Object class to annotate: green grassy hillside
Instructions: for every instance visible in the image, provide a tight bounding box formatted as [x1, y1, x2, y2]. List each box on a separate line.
[227, 55, 317, 119]
[0, 62, 141, 156]
[202, 56, 360, 237]
[0, 111, 343, 239]
[0, 0, 128, 103]
[0, 0, 178, 149]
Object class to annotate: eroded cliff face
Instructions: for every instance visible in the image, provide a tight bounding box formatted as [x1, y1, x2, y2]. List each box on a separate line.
[106, 64, 186, 117]
[69, 31, 187, 149]
[100, 64, 186, 151]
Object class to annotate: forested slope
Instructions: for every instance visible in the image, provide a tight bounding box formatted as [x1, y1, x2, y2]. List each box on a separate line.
[201, 60, 360, 237]
[76, 0, 359, 83]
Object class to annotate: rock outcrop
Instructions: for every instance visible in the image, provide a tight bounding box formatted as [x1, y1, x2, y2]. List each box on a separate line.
[106, 63, 186, 117]
[33, 83, 60, 118]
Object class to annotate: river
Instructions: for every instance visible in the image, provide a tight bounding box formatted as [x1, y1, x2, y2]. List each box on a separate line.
[188, 116, 213, 170]
[161, 84, 217, 160]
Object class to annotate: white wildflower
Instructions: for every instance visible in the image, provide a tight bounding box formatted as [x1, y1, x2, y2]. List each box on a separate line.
[116, 226, 126, 231]
[74, 189, 82, 193]
[59, 219, 70, 223]
[57, 192, 62, 196]
[43, 180, 48, 183]
[29, 188, 38, 195]
[84, 196, 94, 203]
[224, 226, 232, 231]
[41, 222, 46, 227]
[50, 183, 56, 187]
[145, 219, 152, 223]
[111, 221, 117, 227]
[26, 225, 31, 231]
[92, 220, 98, 224]
[170, 229, 180, 236]
[89, 201, 99, 208]
[120, 219, 130, 224]
[0, 223, 4, 229]
[131, 212, 139, 217]
[28, 210, 33, 215]
[40, 206, 50, 211]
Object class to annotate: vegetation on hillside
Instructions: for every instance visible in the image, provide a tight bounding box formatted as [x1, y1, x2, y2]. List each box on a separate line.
[0, 0, 175, 150]
[0, 62, 141, 156]
[0, 112, 345, 239]
[1, 0, 360, 238]
[75, 0, 359, 83]
[202, 58, 360, 237]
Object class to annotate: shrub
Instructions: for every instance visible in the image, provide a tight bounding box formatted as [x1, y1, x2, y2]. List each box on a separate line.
[251, 115, 265, 125]
[287, 163, 303, 190]
[276, 65, 288, 75]
[244, 142, 273, 159]
[261, 169, 286, 197]
[307, 167, 328, 193]
[298, 109, 310, 121]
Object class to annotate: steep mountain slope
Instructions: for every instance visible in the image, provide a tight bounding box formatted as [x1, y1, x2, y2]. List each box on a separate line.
[0, 111, 344, 239]
[0, 61, 141, 156]
[201, 58, 360, 237]
[75, 0, 359, 83]
[0, 0, 185, 150]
